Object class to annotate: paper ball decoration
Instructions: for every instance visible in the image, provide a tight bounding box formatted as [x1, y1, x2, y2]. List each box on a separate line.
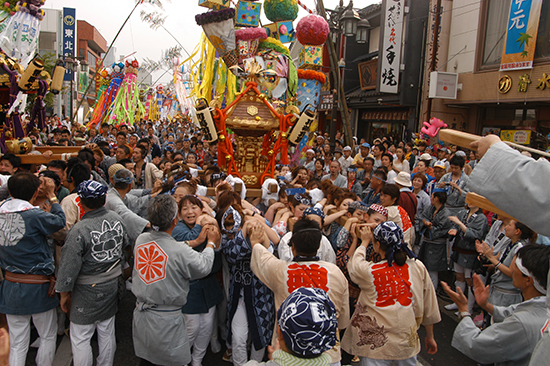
[296, 14, 329, 46]
[264, 0, 298, 22]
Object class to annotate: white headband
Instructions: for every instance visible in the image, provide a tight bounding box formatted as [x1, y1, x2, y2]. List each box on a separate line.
[516, 257, 547, 295]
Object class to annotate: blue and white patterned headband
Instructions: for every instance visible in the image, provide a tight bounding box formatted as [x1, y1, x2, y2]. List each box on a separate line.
[302, 206, 326, 220]
[76, 180, 108, 199]
[373, 221, 416, 266]
[294, 193, 312, 207]
[278, 287, 338, 358]
[222, 206, 242, 234]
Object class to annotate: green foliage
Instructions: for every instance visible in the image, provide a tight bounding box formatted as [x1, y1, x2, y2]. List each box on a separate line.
[264, 0, 299, 22]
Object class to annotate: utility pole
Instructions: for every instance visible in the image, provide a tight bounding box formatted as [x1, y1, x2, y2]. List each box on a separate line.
[424, 0, 441, 122]
[317, 0, 355, 150]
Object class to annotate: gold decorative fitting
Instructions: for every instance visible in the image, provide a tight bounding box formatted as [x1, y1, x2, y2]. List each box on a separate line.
[268, 150, 274, 156]
[259, 93, 265, 99]
[255, 116, 261, 121]
[247, 105, 259, 116]
[225, 154, 232, 161]
[498, 75, 512, 94]
[242, 175, 258, 185]
[281, 132, 287, 139]
[219, 134, 226, 141]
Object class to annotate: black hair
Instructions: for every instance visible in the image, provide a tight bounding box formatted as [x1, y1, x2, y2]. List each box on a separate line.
[290, 219, 322, 256]
[375, 143, 386, 154]
[77, 148, 96, 167]
[97, 141, 110, 149]
[135, 144, 148, 159]
[117, 131, 127, 138]
[382, 152, 393, 163]
[315, 158, 325, 168]
[516, 244, 550, 290]
[47, 159, 68, 171]
[8, 172, 41, 201]
[433, 191, 447, 205]
[100, 146, 110, 157]
[118, 145, 131, 156]
[449, 154, 466, 169]
[66, 158, 91, 187]
[381, 184, 400, 206]
[138, 138, 150, 146]
[514, 221, 536, 242]
[372, 168, 387, 182]
[364, 157, 375, 165]
[1, 153, 21, 169]
[178, 194, 203, 213]
[80, 195, 106, 210]
[39, 170, 61, 190]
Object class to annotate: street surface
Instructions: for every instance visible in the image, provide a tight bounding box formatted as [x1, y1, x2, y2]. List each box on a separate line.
[22, 287, 480, 366]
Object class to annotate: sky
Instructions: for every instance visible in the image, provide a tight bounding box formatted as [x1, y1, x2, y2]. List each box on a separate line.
[44, 0, 379, 84]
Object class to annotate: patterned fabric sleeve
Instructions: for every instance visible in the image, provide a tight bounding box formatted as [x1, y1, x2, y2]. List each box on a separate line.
[222, 231, 251, 266]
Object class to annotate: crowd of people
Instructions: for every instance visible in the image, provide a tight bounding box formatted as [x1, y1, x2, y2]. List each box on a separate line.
[0, 116, 548, 366]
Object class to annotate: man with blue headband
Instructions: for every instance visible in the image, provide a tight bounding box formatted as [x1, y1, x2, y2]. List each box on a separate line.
[250, 219, 349, 365]
[56, 180, 130, 366]
[245, 287, 338, 366]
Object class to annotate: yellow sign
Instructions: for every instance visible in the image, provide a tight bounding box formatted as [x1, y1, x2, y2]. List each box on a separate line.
[500, 130, 531, 145]
[499, 75, 512, 93]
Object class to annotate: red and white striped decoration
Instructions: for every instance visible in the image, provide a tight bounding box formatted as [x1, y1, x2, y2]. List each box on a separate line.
[296, 0, 314, 14]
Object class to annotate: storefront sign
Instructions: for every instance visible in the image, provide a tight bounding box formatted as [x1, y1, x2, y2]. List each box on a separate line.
[361, 111, 408, 121]
[359, 59, 377, 91]
[499, 75, 512, 93]
[500, 0, 543, 71]
[318, 92, 334, 111]
[62, 7, 76, 82]
[500, 129, 531, 145]
[518, 74, 531, 92]
[536, 73, 550, 90]
[428, 71, 458, 99]
[378, 0, 404, 94]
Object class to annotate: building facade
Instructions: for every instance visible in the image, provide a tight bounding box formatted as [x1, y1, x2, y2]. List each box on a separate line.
[423, 0, 550, 150]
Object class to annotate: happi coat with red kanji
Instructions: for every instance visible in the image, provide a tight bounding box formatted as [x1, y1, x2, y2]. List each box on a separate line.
[250, 243, 350, 364]
[341, 245, 441, 360]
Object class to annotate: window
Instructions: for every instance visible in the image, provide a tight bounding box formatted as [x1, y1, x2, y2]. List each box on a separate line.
[88, 51, 97, 70]
[38, 31, 56, 52]
[480, 0, 550, 68]
[481, 0, 511, 67]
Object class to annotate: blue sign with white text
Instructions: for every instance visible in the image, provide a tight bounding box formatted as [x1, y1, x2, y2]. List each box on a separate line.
[62, 7, 76, 81]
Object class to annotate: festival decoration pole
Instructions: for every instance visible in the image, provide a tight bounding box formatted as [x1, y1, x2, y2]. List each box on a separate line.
[71, 0, 143, 126]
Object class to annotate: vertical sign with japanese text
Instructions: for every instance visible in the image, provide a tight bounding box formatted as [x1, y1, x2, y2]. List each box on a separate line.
[62, 7, 76, 81]
[379, 0, 404, 94]
[500, 0, 542, 71]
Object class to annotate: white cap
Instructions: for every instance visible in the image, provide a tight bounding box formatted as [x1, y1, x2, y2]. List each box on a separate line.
[343, 146, 352, 151]
[420, 153, 432, 161]
[306, 149, 315, 154]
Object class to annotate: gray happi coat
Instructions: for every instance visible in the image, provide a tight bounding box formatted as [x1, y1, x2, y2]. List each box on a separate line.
[56, 207, 129, 325]
[132, 231, 214, 366]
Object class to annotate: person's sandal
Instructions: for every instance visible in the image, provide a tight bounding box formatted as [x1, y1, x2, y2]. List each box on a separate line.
[352, 355, 360, 363]
[222, 349, 232, 362]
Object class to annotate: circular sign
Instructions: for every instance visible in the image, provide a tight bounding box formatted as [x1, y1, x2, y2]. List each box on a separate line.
[63, 15, 75, 26]
[498, 75, 512, 94]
